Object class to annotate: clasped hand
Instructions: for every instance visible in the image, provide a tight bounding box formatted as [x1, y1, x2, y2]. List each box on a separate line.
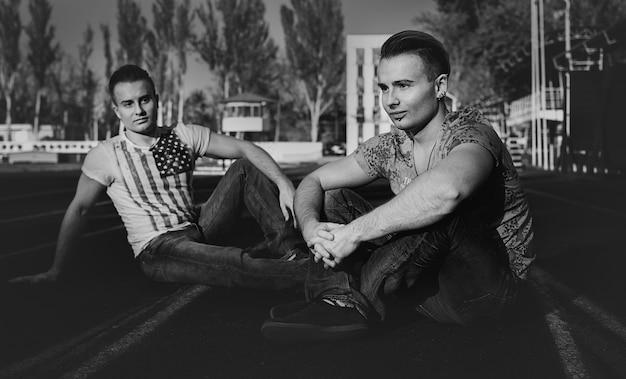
[305, 222, 359, 269]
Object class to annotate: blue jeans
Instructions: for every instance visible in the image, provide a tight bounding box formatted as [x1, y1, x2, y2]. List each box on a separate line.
[138, 159, 307, 291]
[305, 189, 518, 325]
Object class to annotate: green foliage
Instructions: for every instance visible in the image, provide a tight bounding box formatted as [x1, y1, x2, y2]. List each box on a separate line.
[77, 25, 98, 137]
[0, 0, 22, 131]
[146, 0, 175, 96]
[116, 0, 147, 65]
[26, 0, 59, 87]
[194, 0, 279, 97]
[0, 0, 21, 71]
[100, 24, 114, 79]
[100, 23, 119, 137]
[183, 90, 218, 131]
[175, 0, 193, 76]
[280, 0, 345, 141]
[417, 0, 626, 104]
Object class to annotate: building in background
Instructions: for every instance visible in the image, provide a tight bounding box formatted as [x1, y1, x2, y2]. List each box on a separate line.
[345, 34, 392, 154]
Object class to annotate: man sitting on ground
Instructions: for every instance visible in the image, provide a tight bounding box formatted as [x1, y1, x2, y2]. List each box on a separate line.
[11, 64, 307, 291]
[262, 31, 535, 343]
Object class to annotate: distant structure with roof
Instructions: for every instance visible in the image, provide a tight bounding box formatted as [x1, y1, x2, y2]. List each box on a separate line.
[220, 92, 274, 135]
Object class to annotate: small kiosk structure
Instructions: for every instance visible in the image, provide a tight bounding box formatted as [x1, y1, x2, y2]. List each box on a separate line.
[220, 93, 275, 134]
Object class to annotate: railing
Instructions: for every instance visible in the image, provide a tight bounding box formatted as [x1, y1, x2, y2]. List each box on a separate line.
[507, 87, 564, 125]
[0, 141, 98, 154]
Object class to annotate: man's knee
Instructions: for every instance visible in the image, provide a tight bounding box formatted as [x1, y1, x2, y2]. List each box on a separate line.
[229, 158, 253, 172]
[323, 188, 357, 209]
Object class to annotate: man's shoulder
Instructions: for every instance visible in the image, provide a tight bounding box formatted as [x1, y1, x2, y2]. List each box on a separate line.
[87, 136, 118, 156]
[446, 107, 489, 128]
[361, 130, 406, 149]
[171, 122, 211, 142]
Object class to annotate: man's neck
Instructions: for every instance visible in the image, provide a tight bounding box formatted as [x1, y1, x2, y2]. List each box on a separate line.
[124, 127, 159, 147]
[409, 107, 448, 147]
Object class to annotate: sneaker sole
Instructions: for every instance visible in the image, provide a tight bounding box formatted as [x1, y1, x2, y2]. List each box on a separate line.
[261, 320, 368, 343]
[268, 301, 308, 319]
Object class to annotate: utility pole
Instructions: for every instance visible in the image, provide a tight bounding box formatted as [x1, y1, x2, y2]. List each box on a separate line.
[531, 0, 538, 167]
[563, 0, 572, 172]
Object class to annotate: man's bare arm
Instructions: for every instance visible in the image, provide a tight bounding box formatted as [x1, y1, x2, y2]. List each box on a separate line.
[206, 132, 296, 224]
[346, 143, 494, 243]
[294, 155, 374, 262]
[9, 173, 105, 284]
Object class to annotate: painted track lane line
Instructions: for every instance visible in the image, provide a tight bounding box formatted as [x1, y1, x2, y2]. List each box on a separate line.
[0, 285, 209, 379]
[0, 189, 75, 203]
[0, 201, 112, 225]
[0, 225, 124, 261]
[59, 285, 209, 379]
[530, 279, 590, 379]
[533, 267, 626, 344]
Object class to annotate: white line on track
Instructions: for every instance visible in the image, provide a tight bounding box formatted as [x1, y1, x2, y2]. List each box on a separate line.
[533, 267, 626, 344]
[0, 225, 123, 261]
[0, 201, 112, 225]
[0, 189, 75, 202]
[0, 285, 209, 379]
[543, 311, 589, 379]
[531, 280, 590, 378]
[59, 285, 209, 379]
[525, 188, 626, 219]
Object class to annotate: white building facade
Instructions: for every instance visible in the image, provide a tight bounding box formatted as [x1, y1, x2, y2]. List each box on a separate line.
[345, 34, 393, 154]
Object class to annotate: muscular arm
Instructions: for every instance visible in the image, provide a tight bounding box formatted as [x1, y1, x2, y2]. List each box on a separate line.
[320, 143, 495, 267]
[206, 133, 296, 223]
[294, 155, 374, 262]
[10, 173, 105, 284]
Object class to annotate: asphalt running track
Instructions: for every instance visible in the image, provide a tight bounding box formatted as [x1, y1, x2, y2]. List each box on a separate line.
[0, 166, 625, 379]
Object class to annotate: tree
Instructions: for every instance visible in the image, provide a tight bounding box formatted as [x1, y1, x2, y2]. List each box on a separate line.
[147, 0, 176, 125]
[183, 89, 218, 131]
[569, 0, 626, 30]
[0, 0, 21, 141]
[174, 0, 194, 123]
[48, 52, 80, 139]
[115, 0, 147, 135]
[194, 0, 279, 98]
[77, 25, 98, 140]
[116, 0, 147, 65]
[413, 2, 500, 105]
[414, 0, 626, 104]
[25, 0, 59, 141]
[280, 0, 345, 142]
[100, 23, 118, 138]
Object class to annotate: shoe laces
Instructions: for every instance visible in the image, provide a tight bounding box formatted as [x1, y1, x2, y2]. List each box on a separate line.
[321, 298, 354, 309]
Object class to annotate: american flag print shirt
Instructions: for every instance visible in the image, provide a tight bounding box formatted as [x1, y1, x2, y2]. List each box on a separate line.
[81, 123, 212, 256]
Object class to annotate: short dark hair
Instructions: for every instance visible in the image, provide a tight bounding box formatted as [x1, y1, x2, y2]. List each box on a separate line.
[108, 64, 156, 103]
[380, 30, 450, 81]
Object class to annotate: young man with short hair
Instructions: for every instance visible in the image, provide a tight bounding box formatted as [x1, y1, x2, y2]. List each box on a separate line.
[262, 31, 535, 343]
[11, 64, 307, 290]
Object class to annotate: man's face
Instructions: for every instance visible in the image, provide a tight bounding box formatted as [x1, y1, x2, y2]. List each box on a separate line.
[112, 80, 158, 135]
[377, 53, 445, 134]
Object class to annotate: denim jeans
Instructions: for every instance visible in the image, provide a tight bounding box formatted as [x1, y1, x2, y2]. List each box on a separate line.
[138, 159, 307, 292]
[305, 189, 518, 325]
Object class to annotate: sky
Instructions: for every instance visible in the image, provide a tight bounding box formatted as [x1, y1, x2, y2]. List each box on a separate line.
[19, 0, 438, 95]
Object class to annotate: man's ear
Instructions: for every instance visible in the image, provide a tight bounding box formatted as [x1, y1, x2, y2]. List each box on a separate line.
[435, 74, 448, 98]
[112, 103, 121, 120]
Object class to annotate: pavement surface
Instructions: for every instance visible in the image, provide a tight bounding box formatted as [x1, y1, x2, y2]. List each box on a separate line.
[0, 162, 625, 379]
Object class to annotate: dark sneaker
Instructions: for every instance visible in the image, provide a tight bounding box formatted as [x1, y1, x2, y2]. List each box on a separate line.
[269, 300, 308, 319]
[261, 301, 369, 343]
